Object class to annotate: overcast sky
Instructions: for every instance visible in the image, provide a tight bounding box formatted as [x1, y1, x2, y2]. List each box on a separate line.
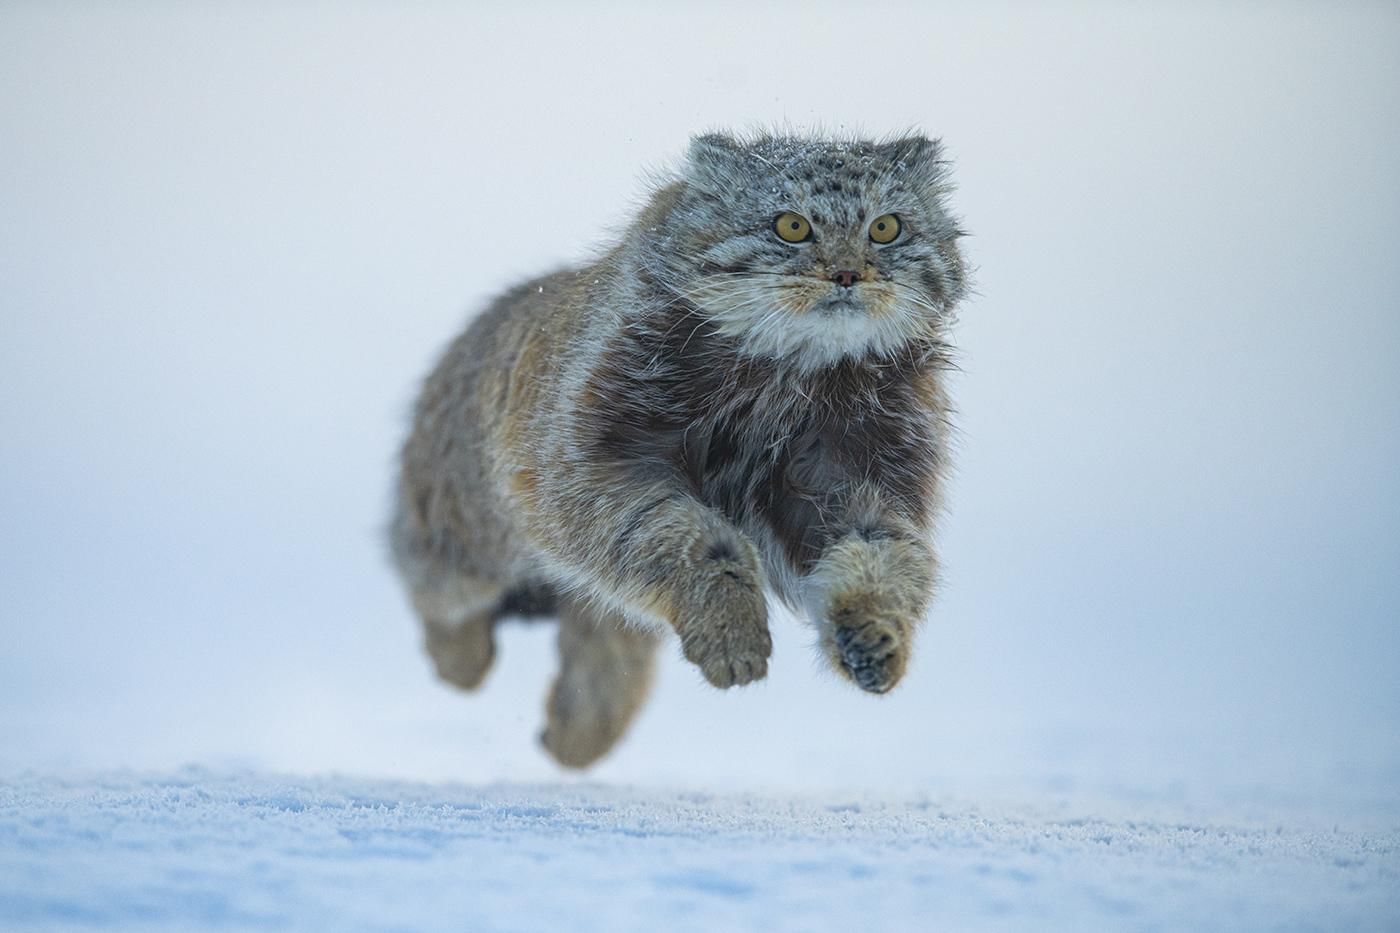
[2, 2, 1396, 807]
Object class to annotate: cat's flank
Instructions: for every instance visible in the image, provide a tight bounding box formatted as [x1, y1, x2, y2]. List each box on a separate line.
[390, 131, 968, 768]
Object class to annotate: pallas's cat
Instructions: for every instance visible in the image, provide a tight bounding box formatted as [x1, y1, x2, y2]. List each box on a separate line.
[391, 132, 968, 767]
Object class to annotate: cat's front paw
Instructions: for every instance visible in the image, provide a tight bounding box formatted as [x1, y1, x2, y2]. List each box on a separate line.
[680, 607, 771, 688]
[675, 540, 771, 688]
[828, 599, 909, 694]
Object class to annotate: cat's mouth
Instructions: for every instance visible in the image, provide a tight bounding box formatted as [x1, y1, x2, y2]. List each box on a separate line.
[688, 273, 893, 322]
[815, 287, 867, 314]
[689, 272, 919, 366]
[804, 275, 891, 316]
[754, 279, 862, 318]
[809, 277, 906, 320]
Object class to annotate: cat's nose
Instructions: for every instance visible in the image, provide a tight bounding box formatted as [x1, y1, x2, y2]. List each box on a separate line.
[831, 270, 862, 288]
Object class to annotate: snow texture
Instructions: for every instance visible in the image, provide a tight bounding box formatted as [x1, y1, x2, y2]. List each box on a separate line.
[2, 770, 1396, 932]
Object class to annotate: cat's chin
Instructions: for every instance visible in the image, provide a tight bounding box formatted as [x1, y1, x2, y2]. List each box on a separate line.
[732, 307, 920, 371]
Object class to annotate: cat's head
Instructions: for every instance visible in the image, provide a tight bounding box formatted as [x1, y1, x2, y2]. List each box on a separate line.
[644, 131, 967, 370]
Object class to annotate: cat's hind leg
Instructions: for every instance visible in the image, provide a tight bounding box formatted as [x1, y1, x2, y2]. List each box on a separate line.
[540, 598, 661, 769]
[391, 487, 517, 691]
[412, 574, 505, 691]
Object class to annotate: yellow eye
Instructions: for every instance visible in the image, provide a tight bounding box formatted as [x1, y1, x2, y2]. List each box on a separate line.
[869, 213, 901, 244]
[774, 212, 812, 243]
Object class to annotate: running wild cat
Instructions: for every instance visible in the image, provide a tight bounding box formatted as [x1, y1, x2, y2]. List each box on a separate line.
[390, 131, 968, 768]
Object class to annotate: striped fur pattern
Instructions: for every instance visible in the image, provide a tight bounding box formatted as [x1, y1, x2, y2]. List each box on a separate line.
[391, 131, 968, 768]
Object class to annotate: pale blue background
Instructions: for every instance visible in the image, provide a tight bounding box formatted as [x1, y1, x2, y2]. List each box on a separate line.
[2, 2, 1396, 807]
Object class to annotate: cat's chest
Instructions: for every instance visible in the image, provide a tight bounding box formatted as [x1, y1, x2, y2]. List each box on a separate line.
[663, 348, 935, 514]
[684, 389, 869, 500]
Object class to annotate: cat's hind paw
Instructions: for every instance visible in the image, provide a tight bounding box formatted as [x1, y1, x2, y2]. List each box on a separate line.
[424, 616, 497, 691]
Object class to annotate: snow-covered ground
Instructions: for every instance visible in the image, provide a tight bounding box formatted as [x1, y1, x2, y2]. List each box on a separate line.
[3, 769, 1396, 932]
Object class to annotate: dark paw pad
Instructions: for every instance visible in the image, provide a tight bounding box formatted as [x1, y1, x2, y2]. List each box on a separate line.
[834, 620, 905, 694]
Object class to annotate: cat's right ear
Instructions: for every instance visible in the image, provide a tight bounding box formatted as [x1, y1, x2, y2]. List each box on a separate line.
[685, 133, 747, 193]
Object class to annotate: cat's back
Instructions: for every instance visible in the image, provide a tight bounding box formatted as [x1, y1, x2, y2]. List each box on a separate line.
[394, 265, 599, 579]
[407, 266, 592, 450]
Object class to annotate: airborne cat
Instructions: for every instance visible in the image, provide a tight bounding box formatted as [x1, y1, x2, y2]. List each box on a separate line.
[390, 131, 968, 768]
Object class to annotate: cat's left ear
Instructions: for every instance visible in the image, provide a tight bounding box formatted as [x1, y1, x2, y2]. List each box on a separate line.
[685, 132, 749, 193]
[881, 134, 962, 245]
[879, 134, 949, 189]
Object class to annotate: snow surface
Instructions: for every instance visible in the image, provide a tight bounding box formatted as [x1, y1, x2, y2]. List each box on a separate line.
[2, 770, 1396, 932]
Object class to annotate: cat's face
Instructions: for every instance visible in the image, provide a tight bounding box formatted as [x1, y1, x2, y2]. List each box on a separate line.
[651, 132, 966, 369]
